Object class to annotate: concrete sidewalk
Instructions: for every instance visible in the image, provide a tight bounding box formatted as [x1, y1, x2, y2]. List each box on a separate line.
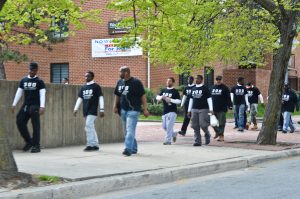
[1, 120, 300, 199]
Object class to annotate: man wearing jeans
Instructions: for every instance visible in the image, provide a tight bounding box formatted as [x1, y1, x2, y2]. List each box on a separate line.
[114, 66, 149, 156]
[230, 77, 250, 132]
[156, 77, 181, 145]
[73, 71, 104, 152]
[281, 84, 298, 133]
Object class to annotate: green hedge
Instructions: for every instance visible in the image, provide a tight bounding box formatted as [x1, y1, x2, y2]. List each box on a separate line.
[147, 103, 164, 115]
[145, 88, 155, 104]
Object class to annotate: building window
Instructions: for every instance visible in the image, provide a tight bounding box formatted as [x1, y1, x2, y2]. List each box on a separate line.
[50, 17, 69, 39]
[51, 63, 69, 83]
[204, 67, 214, 89]
[179, 72, 190, 86]
[288, 54, 295, 68]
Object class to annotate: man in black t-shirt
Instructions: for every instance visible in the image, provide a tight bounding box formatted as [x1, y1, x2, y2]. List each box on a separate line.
[211, 76, 232, 142]
[11, 62, 46, 153]
[113, 66, 149, 156]
[178, 76, 195, 136]
[281, 84, 298, 133]
[230, 77, 250, 132]
[188, 75, 213, 146]
[156, 77, 181, 145]
[246, 82, 264, 130]
[73, 71, 104, 152]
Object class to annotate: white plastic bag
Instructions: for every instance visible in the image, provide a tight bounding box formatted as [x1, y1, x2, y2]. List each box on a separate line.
[210, 115, 219, 127]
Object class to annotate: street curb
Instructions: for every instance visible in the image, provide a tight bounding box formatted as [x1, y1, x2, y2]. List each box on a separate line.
[1, 148, 300, 199]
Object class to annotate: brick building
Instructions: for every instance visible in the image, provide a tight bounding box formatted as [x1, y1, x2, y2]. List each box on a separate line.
[4, 0, 300, 98]
[5, 0, 177, 92]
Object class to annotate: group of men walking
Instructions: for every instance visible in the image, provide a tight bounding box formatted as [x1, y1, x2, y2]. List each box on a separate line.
[157, 75, 266, 147]
[11, 62, 298, 156]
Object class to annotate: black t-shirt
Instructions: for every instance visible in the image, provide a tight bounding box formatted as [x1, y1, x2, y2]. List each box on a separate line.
[247, 86, 261, 104]
[191, 85, 211, 109]
[231, 85, 247, 105]
[159, 88, 181, 114]
[282, 89, 298, 112]
[78, 83, 103, 117]
[19, 76, 45, 106]
[211, 84, 232, 112]
[114, 77, 145, 112]
[183, 84, 195, 107]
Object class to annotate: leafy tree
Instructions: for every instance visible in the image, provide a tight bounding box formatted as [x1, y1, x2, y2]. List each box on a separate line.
[0, 0, 100, 173]
[0, 0, 100, 79]
[108, 0, 300, 144]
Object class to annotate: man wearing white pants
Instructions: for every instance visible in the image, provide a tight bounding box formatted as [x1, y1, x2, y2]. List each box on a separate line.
[73, 71, 105, 151]
[156, 77, 181, 145]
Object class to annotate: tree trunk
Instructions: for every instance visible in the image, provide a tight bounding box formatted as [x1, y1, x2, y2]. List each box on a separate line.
[257, 15, 297, 145]
[0, 126, 18, 172]
[0, 0, 7, 12]
[0, 61, 6, 80]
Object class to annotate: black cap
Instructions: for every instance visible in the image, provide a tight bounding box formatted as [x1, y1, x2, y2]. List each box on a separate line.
[246, 82, 252, 86]
[29, 62, 38, 70]
[216, 76, 222, 80]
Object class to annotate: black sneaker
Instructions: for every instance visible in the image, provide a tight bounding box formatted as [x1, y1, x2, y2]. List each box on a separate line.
[31, 146, 41, 153]
[22, 143, 32, 152]
[92, 146, 99, 151]
[205, 134, 211, 145]
[132, 151, 137, 154]
[163, 142, 171, 145]
[282, 130, 287, 134]
[193, 143, 201, 146]
[178, 131, 186, 136]
[238, 128, 244, 132]
[290, 128, 295, 133]
[122, 150, 131, 156]
[84, 146, 94, 152]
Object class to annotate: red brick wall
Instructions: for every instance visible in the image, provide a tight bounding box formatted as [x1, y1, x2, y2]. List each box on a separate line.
[221, 68, 270, 100]
[255, 68, 271, 100]
[5, 0, 148, 89]
[223, 69, 256, 88]
[150, 64, 179, 92]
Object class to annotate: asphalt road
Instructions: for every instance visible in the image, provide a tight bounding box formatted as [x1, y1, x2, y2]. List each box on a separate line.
[85, 156, 300, 199]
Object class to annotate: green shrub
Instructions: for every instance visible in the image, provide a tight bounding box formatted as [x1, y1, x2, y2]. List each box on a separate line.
[176, 85, 185, 93]
[147, 103, 163, 115]
[145, 88, 155, 104]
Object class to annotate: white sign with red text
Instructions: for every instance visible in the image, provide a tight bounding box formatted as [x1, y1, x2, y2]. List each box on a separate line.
[91, 38, 143, 58]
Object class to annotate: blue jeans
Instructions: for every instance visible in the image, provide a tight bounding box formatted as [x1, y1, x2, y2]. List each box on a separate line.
[282, 111, 295, 132]
[234, 104, 246, 129]
[121, 109, 140, 154]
